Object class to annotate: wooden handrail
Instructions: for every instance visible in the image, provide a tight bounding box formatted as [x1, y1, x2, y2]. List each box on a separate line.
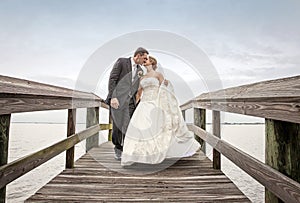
[180, 75, 300, 124]
[180, 75, 300, 202]
[0, 123, 112, 189]
[188, 124, 300, 203]
[0, 75, 97, 99]
[0, 75, 109, 115]
[2, 74, 298, 202]
[0, 75, 113, 202]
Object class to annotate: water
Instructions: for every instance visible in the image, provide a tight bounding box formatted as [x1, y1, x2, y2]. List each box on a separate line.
[6, 123, 265, 202]
[206, 124, 265, 203]
[6, 123, 108, 203]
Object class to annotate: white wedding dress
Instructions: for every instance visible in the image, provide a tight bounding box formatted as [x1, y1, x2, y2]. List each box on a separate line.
[121, 77, 200, 166]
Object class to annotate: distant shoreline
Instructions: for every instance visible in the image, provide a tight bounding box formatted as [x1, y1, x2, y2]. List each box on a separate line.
[206, 122, 264, 125]
[11, 122, 87, 124]
[11, 122, 265, 125]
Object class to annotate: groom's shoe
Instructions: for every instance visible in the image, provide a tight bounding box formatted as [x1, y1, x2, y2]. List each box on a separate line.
[114, 147, 122, 161]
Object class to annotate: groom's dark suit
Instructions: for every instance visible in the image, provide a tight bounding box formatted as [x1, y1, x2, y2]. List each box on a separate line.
[105, 57, 142, 151]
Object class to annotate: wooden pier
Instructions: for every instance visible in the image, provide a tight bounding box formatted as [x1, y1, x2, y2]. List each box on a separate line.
[1, 74, 300, 202]
[26, 142, 250, 202]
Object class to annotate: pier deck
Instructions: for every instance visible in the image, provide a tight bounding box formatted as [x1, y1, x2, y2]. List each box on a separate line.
[26, 142, 250, 202]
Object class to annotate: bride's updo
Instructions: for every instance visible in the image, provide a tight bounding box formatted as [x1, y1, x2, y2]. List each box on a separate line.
[149, 56, 158, 70]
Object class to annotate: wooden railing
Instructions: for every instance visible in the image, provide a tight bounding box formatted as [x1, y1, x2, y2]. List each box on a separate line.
[180, 75, 300, 203]
[1, 74, 299, 202]
[0, 75, 112, 202]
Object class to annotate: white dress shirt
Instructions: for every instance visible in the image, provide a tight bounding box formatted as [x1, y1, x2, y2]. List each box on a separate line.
[130, 57, 138, 81]
[131, 57, 147, 81]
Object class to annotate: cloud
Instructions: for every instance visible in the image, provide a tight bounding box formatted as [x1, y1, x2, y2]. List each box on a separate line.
[1, 0, 300, 123]
[28, 75, 76, 89]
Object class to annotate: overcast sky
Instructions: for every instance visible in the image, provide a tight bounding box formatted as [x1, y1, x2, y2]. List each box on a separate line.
[1, 0, 299, 123]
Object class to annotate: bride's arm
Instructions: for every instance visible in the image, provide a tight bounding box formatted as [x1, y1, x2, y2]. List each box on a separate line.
[156, 72, 169, 86]
[157, 72, 165, 85]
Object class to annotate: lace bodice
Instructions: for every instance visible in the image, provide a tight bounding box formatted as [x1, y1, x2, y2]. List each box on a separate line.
[140, 77, 160, 102]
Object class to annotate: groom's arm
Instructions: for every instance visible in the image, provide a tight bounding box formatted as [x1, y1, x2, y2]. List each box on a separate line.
[106, 58, 122, 104]
[135, 86, 143, 104]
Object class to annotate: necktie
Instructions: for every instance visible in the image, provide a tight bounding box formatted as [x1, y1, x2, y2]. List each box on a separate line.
[133, 65, 140, 81]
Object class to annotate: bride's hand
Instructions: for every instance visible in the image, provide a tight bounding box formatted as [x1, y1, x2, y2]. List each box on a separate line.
[164, 79, 169, 86]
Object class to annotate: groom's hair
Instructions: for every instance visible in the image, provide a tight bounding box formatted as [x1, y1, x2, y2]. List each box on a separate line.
[134, 47, 149, 57]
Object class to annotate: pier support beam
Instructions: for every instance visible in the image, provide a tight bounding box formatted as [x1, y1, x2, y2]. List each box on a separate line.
[181, 110, 186, 121]
[194, 108, 206, 153]
[0, 114, 11, 203]
[265, 119, 300, 203]
[108, 113, 112, 141]
[86, 107, 99, 152]
[66, 109, 76, 168]
[212, 110, 221, 169]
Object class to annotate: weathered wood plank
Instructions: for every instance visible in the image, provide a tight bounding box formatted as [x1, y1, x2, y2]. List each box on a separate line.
[66, 109, 76, 168]
[0, 124, 111, 189]
[191, 101, 300, 124]
[180, 75, 300, 124]
[0, 75, 98, 99]
[0, 95, 108, 115]
[188, 124, 300, 203]
[27, 195, 249, 202]
[108, 112, 113, 141]
[86, 107, 99, 152]
[26, 142, 250, 202]
[50, 175, 232, 184]
[186, 75, 300, 101]
[212, 110, 221, 169]
[194, 108, 206, 153]
[265, 119, 300, 203]
[0, 75, 109, 115]
[0, 114, 10, 203]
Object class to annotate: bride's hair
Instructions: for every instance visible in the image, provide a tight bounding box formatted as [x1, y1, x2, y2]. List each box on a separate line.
[149, 56, 158, 70]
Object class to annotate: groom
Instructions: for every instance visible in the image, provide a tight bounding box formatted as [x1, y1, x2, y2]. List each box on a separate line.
[105, 47, 149, 160]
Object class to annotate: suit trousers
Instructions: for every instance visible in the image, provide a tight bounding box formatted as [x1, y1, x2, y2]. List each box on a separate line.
[111, 97, 136, 151]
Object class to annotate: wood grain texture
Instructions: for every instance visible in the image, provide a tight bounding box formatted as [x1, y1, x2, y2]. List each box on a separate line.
[188, 124, 300, 203]
[0, 114, 10, 202]
[108, 113, 113, 141]
[212, 110, 221, 170]
[0, 124, 111, 189]
[180, 75, 300, 124]
[265, 119, 300, 203]
[66, 109, 76, 169]
[194, 108, 206, 153]
[86, 107, 99, 152]
[0, 75, 98, 99]
[0, 75, 109, 115]
[0, 95, 108, 115]
[26, 142, 250, 202]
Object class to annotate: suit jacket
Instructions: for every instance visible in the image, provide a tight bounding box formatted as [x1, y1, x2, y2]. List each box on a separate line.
[105, 57, 141, 108]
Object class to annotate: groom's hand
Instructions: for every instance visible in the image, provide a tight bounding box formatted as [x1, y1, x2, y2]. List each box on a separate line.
[110, 98, 119, 109]
[164, 79, 169, 86]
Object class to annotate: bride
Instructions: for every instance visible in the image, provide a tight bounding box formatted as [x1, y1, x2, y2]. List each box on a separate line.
[121, 56, 200, 166]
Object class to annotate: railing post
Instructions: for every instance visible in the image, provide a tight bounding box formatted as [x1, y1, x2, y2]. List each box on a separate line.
[181, 110, 186, 121]
[194, 108, 206, 153]
[66, 109, 76, 169]
[181, 110, 185, 120]
[265, 119, 300, 203]
[0, 114, 11, 203]
[86, 107, 99, 152]
[212, 110, 221, 169]
[108, 112, 112, 141]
